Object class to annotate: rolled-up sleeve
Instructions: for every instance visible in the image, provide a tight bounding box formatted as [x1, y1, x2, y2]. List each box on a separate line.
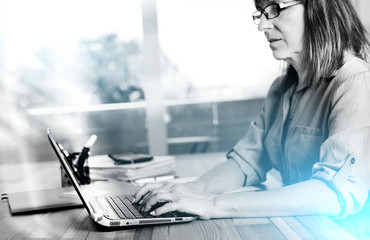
[311, 73, 370, 218]
[226, 76, 286, 187]
[227, 104, 272, 186]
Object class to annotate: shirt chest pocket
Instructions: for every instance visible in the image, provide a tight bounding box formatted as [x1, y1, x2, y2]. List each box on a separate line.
[286, 125, 322, 171]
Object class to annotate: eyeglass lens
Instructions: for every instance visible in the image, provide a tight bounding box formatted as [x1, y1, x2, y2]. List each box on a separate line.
[252, 4, 279, 25]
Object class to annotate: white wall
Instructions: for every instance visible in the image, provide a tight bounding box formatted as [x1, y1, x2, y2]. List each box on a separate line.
[353, 0, 370, 31]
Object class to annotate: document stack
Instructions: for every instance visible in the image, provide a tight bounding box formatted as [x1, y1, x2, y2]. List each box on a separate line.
[88, 154, 176, 181]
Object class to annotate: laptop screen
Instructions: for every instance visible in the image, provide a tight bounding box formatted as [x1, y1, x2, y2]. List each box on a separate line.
[47, 129, 92, 215]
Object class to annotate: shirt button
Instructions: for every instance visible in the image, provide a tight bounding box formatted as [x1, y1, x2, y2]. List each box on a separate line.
[351, 158, 356, 164]
[289, 115, 293, 120]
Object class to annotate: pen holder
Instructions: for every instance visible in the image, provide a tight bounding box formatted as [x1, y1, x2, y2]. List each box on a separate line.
[61, 151, 91, 187]
[61, 166, 73, 187]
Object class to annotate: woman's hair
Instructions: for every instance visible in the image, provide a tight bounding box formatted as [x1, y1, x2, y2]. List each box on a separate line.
[254, 0, 370, 83]
[302, 0, 370, 84]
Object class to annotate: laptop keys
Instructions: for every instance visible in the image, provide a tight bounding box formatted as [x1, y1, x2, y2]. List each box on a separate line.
[118, 196, 143, 218]
[106, 197, 127, 219]
[107, 195, 180, 219]
[112, 197, 136, 219]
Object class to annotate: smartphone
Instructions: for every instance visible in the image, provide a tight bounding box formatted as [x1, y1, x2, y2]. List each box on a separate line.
[108, 153, 153, 164]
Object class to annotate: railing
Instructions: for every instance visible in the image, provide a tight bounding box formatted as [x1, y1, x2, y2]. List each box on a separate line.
[4, 97, 264, 163]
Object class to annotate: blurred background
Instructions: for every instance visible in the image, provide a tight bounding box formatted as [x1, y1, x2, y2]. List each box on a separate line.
[0, 0, 369, 163]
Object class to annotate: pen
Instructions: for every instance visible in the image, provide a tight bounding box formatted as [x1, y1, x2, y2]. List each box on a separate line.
[76, 134, 98, 184]
[85, 134, 97, 148]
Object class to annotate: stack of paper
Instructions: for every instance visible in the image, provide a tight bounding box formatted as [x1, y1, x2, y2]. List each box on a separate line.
[88, 155, 176, 181]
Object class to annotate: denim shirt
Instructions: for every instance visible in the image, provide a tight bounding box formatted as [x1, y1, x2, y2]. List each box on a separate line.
[227, 53, 370, 217]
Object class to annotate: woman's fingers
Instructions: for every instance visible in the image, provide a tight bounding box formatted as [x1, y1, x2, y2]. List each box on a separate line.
[134, 181, 177, 203]
[134, 181, 215, 219]
[150, 202, 180, 216]
[137, 183, 174, 206]
[150, 199, 212, 220]
[141, 192, 176, 212]
[133, 182, 166, 203]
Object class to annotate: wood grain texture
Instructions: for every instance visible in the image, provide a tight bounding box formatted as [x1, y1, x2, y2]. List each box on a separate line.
[296, 216, 357, 240]
[282, 217, 316, 240]
[270, 217, 303, 240]
[236, 222, 287, 240]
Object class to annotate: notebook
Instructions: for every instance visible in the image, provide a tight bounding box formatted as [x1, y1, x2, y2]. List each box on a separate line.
[47, 128, 197, 227]
[2, 187, 83, 214]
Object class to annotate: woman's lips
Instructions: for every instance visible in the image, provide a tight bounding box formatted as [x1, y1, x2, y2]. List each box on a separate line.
[268, 38, 281, 43]
[268, 38, 282, 48]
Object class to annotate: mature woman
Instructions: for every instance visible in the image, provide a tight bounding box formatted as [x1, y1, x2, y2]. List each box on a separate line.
[134, 0, 370, 219]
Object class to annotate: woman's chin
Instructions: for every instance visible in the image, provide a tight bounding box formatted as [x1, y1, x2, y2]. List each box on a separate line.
[271, 51, 299, 65]
[271, 50, 286, 61]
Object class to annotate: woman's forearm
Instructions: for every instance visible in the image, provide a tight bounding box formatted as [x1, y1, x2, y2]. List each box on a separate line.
[186, 159, 246, 194]
[209, 179, 342, 218]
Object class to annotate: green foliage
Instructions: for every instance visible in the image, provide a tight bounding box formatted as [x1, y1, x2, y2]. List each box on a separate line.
[80, 34, 145, 103]
[13, 34, 145, 109]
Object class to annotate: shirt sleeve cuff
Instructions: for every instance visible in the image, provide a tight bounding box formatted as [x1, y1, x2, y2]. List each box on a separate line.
[227, 150, 264, 186]
[312, 154, 368, 218]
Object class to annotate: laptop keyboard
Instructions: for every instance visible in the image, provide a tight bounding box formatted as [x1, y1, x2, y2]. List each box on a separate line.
[105, 195, 175, 219]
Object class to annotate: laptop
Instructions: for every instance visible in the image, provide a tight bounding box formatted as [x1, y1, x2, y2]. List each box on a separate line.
[47, 128, 197, 227]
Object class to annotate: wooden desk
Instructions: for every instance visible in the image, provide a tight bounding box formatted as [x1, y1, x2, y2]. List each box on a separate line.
[0, 153, 358, 240]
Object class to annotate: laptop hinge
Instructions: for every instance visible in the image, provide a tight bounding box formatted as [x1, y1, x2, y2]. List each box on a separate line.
[88, 197, 104, 221]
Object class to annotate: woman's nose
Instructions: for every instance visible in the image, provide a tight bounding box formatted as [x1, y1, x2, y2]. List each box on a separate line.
[257, 14, 273, 32]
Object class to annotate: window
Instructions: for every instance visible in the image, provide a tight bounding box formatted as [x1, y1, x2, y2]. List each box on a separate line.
[157, 0, 280, 101]
[0, 0, 147, 162]
[1, 0, 143, 108]
[0, 0, 282, 162]
[156, 0, 281, 153]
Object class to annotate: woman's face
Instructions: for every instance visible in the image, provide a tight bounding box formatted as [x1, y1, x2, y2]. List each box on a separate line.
[256, 0, 305, 66]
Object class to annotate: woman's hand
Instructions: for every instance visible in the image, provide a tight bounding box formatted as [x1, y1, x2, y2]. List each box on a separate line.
[133, 181, 217, 220]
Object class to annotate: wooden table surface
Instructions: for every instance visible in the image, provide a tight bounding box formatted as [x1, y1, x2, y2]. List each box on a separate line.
[0, 153, 358, 240]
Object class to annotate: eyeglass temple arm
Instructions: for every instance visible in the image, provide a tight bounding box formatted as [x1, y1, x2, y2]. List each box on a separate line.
[279, 0, 302, 9]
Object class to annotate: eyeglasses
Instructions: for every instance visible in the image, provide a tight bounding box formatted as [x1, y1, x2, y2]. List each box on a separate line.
[252, 0, 303, 25]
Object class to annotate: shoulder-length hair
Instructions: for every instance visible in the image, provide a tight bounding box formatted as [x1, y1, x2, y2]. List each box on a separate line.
[302, 0, 370, 84]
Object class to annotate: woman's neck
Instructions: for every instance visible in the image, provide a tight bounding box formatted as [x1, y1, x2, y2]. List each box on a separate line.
[290, 60, 307, 90]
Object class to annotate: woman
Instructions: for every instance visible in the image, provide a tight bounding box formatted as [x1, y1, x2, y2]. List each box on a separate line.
[134, 0, 370, 219]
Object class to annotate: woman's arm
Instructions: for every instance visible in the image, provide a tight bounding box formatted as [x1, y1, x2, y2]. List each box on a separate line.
[148, 178, 342, 219]
[210, 178, 341, 218]
[185, 159, 246, 194]
[134, 160, 342, 219]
